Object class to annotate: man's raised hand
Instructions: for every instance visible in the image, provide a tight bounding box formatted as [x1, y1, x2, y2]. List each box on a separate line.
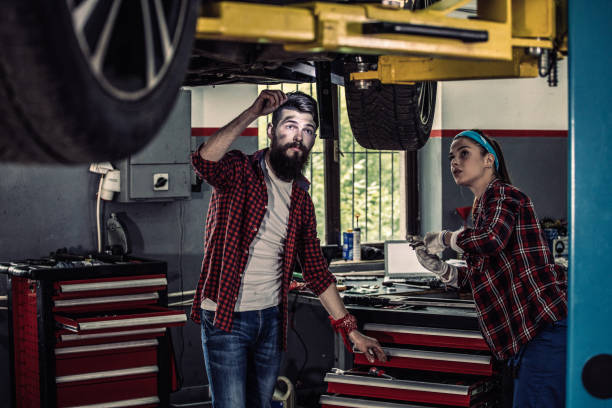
[249, 90, 288, 117]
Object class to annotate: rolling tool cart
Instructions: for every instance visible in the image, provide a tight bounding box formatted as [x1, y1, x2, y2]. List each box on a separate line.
[320, 299, 502, 407]
[1, 252, 187, 408]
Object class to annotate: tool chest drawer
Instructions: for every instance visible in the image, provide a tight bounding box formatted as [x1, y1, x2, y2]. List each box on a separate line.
[354, 347, 494, 376]
[55, 327, 166, 348]
[364, 323, 490, 351]
[51, 274, 168, 313]
[55, 326, 168, 347]
[1, 253, 184, 408]
[55, 306, 186, 333]
[54, 339, 159, 377]
[324, 372, 496, 407]
[56, 372, 159, 408]
[320, 394, 493, 408]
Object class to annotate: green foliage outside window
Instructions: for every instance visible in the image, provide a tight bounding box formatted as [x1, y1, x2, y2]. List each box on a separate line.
[258, 84, 401, 244]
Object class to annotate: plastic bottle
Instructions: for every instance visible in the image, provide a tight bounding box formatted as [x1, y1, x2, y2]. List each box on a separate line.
[106, 213, 129, 255]
[352, 228, 361, 261]
[343, 229, 354, 260]
[353, 213, 361, 262]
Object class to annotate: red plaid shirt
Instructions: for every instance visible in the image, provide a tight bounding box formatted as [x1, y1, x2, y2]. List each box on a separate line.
[190, 148, 335, 349]
[456, 179, 567, 360]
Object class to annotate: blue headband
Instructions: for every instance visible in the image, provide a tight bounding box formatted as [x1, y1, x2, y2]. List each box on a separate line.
[453, 130, 499, 170]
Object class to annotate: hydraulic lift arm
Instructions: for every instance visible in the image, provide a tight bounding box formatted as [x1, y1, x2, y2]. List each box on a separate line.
[195, 0, 566, 84]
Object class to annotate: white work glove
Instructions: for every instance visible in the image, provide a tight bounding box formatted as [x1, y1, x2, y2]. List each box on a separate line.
[423, 231, 449, 254]
[449, 228, 465, 254]
[415, 247, 458, 287]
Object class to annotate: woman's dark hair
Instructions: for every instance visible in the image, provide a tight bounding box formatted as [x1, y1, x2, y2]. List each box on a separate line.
[271, 91, 319, 130]
[470, 129, 512, 184]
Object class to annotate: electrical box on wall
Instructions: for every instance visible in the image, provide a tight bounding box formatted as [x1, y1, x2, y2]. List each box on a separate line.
[116, 89, 191, 202]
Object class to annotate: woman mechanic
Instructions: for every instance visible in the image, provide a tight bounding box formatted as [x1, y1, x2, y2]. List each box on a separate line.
[415, 129, 568, 407]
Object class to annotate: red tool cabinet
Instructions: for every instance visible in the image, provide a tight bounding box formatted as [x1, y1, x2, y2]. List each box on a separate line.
[320, 304, 501, 407]
[1, 254, 187, 408]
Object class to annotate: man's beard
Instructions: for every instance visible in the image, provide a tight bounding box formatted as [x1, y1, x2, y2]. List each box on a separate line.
[268, 139, 310, 182]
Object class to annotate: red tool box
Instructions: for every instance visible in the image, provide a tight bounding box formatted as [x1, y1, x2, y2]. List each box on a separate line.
[1, 253, 186, 408]
[319, 306, 501, 407]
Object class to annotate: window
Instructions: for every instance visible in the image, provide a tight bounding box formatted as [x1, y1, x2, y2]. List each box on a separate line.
[258, 84, 402, 244]
[338, 86, 402, 243]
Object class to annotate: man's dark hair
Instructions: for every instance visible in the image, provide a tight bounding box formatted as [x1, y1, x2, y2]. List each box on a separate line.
[271, 91, 319, 130]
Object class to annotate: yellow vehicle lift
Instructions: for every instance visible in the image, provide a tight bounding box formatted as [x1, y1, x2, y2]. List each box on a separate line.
[196, 0, 566, 84]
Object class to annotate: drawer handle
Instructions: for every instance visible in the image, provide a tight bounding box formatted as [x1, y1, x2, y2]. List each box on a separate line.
[54, 292, 159, 307]
[55, 339, 158, 355]
[59, 327, 166, 342]
[75, 313, 187, 331]
[363, 323, 484, 339]
[325, 372, 468, 394]
[60, 278, 167, 293]
[356, 348, 491, 364]
[64, 396, 159, 408]
[56, 365, 158, 384]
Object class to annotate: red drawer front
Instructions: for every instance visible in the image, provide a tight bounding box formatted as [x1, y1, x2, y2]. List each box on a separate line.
[320, 405, 426, 408]
[320, 394, 426, 408]
[355, 353, 492, 376]
[354, 348, 493, 376]
[55, 306, 186, 334]
[53, 292, 160, 313]
[56, 327, 167, 347]
[55, 342, 158, 377]
[364, 324, 489, 351]
[324, 373, 491, 408]
[54, 274, 167, 299]
[320, 394, 493, 408]
[326, 382, 470, 407]
[56, 372, 158, 407]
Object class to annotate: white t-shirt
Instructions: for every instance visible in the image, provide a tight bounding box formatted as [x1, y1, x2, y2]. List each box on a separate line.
[202, 157, 292, 311]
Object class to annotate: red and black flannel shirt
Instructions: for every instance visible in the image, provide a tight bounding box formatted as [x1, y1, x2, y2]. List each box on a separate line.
[190, 148, 336, 349]
[456, 178, 567, 360]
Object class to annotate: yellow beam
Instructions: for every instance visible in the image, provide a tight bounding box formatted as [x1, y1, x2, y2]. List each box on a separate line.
[350, 49, 539, 83]
[285, 1, 513, 60]
[196, 2, 315, 43]
[511, 38, 553, 48]
[512, 0, 555, 39]
[194, 0, 562, 64]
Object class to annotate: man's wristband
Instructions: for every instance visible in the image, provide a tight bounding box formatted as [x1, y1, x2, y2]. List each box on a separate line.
[329, 313, 358, 352]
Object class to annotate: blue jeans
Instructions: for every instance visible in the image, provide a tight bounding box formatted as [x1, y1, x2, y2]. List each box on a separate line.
[200, 306, 282, 408]
[510, 317, 567, 408]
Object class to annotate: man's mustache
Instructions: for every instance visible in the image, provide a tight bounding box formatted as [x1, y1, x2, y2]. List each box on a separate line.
[282, 142, 307, 153]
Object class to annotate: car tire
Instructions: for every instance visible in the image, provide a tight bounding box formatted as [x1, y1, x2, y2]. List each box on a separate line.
[345, 80, 436, 150]
[0, 0, 198, 163]
[344, 0, 437, 151]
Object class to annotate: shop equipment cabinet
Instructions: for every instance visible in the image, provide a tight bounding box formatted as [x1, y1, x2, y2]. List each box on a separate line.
[319, 298, 502, 407]
[1, 253, 187, 408]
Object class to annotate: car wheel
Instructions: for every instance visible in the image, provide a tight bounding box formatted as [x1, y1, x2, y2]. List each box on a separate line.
[344, 0, 437, 151]
[0, 0, 198, 163]
[345, 79, 437, 151]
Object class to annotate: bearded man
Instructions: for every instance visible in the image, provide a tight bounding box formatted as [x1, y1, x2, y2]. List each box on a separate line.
[190, 90, 385, 408]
